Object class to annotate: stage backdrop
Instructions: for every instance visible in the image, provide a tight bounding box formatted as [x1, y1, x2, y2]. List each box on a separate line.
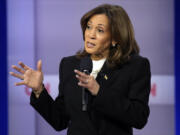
[8, 0, 174, 135]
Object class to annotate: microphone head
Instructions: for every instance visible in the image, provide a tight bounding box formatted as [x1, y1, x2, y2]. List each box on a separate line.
[79, 56, 92, 74]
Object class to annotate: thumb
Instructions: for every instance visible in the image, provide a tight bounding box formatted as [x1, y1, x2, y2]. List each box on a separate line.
[37, 59, 42, 71]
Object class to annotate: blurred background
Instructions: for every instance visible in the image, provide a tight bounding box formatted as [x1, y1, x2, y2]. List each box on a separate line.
[1, 0, 179, 135]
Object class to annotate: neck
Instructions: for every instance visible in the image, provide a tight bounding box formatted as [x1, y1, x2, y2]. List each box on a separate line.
[91, 54, 107, 60]
[91, 50, 109, 60]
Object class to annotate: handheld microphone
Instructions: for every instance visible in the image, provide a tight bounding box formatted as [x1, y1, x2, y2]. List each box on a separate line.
[79, 56, 92, 111]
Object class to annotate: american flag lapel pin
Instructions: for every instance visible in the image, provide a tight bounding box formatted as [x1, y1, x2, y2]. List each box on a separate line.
[104, 74, 108, 80]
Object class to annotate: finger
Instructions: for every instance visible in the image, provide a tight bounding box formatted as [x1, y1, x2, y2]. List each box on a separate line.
[18, 62, 30, 70]
[9, 72, 24, 80]
[74, 69, 88, 79]
[12, 65, 25, 74]
[37, 59, 42, 71]
[78, 81, 88, 88]
[76, 75, 88, 84]
[15, 81, 25, 86]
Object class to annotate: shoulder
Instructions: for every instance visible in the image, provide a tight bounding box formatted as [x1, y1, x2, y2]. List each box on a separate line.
[59, 55, 82, 76]
[117, 54, 151, 76]
[60, 55, 80, 67]
[127, 54, 151, 78]
[62, 55, 80, 62]
[59, 55, 80, 80]
[128, 54, 150, 68]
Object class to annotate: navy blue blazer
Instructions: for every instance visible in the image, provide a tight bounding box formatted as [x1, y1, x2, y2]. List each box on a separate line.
[30, 54, 151, 135]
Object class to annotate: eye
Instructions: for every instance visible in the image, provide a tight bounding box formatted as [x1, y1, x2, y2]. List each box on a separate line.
[97, 29, 104, 33]
[86, 25, 91, 30]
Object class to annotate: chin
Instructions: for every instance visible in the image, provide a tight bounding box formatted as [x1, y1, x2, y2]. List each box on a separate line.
[85, 48, 96, 55]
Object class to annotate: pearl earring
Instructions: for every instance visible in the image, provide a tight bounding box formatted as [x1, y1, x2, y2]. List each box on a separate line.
[112, 43, 116, 47]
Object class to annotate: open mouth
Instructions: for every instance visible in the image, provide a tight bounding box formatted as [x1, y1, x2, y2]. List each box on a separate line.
[86, 41, 96, 48]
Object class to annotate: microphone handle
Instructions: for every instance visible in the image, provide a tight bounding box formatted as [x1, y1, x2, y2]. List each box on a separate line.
[82, 88, 88, 111]
[82, 70, 89, 111]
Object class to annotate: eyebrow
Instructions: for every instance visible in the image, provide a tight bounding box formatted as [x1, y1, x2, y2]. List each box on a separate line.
[87, 21, 106, 27]
[98, 24, 105, 27]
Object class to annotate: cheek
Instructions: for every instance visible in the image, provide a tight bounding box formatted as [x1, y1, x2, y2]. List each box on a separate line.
[97, 36, 111, 49]
[84, 30, 89, 40]
[84, 32, 87, 45]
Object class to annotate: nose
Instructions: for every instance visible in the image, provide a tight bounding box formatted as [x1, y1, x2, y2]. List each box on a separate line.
[88, 29, 96, 39]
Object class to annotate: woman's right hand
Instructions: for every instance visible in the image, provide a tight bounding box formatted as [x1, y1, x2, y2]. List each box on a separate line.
[10, 60, 44, 97]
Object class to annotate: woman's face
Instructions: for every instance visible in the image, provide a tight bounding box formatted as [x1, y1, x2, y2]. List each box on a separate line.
[84, 14, 113, 60]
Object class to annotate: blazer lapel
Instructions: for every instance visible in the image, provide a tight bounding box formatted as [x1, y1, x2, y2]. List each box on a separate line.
[95, 61, 114, 87]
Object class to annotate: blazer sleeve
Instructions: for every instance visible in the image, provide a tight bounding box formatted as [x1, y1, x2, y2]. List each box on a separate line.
[30, 58, 69, 131]
[92, 58, 151, 129]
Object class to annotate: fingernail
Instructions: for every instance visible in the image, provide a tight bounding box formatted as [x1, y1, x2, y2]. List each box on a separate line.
[18, 61, 22, 64]
[74, 69, 77, 72]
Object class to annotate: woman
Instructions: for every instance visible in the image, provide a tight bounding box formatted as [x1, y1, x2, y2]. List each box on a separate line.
[10, 4, 151, 135]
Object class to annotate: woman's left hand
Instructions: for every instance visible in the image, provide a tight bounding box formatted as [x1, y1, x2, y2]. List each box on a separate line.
[74, 69, 100, 96]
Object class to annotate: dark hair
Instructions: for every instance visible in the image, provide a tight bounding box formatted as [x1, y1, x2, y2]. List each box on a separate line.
[76, 4, 139, 68]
